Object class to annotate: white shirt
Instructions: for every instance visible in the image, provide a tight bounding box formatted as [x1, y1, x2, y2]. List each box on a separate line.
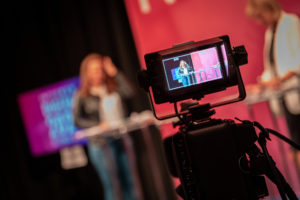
[90, 86, 124, 127]
[262, 11, 300, 115]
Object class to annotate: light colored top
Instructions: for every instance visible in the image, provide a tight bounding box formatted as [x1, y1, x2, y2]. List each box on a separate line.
[90, 86, 124, 128]
[262, 11, 300, 115]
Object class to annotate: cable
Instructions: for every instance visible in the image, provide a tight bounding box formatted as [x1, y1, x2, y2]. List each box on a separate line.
[257, 134, 287, 200]
[236, 118, 298, 200]
[236, 117, 300, 150]
[266, 128, 300, 150]
[253, 121, 299, 200]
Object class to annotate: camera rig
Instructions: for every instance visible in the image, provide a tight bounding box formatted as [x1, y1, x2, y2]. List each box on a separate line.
[138, 35, 247, 120]
[137, 35, 299, 200]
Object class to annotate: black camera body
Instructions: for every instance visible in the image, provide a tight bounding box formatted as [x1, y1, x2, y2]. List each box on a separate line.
[164, 117, 268, 200]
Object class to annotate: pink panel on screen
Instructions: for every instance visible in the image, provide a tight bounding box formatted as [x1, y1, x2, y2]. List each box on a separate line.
[191, 52, 202, 82]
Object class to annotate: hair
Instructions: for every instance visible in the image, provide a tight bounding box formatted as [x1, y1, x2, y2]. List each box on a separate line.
[245, 0, 281, 19]
[179, 60, 188, 68]
[79, 53, 117, 97]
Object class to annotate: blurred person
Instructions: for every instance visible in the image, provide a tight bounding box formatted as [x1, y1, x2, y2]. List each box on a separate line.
[73, 53, 135, 200]
[245, 0, 300, 177]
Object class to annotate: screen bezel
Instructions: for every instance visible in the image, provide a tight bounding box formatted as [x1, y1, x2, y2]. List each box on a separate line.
[144, 36, 236, 104]
[143, 35, 247, 120]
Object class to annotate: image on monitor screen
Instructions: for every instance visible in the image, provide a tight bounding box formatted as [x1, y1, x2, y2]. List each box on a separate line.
[162, 47, 223, 91]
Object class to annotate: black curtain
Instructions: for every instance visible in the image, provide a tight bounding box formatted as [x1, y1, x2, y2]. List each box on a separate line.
[3, 0, 148, 199]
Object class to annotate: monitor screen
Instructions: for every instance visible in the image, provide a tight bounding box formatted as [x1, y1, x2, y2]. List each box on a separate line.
[18, 77, 85, 157]
[162, 46, 224, 91]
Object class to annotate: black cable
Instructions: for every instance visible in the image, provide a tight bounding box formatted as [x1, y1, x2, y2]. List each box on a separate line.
[259, 143, 298, 200]
[264, 128, 299, 199]
[237, 118, 298, 199]
[266, 128, 300, 150]
[253, 121, 297, 200]
[273, 168, 298, 200]
[258, 135, 288, 200]
[247, 144, 298, 200]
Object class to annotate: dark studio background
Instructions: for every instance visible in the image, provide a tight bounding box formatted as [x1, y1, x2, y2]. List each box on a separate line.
[3, 0, 148, 199]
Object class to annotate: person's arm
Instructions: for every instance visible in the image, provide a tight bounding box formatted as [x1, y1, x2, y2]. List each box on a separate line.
[281, 70, 298, 82]
[72, 92, 99, 129]
[103, 56, 136, 99]
[115, 72, 136, 99]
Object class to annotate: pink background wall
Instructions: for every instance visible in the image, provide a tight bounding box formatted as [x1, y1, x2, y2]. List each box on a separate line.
[124, 0, 300, 197]
[191, 48, 220, 81]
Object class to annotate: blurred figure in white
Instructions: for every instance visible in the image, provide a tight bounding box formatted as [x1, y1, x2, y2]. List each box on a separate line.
[246, 0, 300, 177]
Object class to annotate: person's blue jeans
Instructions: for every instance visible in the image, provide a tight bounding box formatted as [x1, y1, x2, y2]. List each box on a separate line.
[88, 143, 115, 200]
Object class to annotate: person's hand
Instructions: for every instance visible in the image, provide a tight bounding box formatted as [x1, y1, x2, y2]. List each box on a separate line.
[262, 78, 282, 89]
[103, 56, 118, 77]
[99, 122, 110, 130]
[246, 84, 262, 94]
[282, 71, 297, 82]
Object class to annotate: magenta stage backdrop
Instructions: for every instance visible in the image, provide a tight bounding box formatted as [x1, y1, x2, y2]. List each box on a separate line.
[124, 0, 300, 197]
[18, 77, 84, 157]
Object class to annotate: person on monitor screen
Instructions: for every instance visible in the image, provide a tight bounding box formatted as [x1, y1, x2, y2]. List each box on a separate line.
[178, 60, 196, 86]
[73, 53, 135, 200]
[246, 0, 300, 178]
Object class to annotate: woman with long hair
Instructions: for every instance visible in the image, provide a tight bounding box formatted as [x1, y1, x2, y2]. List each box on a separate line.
[178, 60, 190, 86]
[73, 53, 135, 200]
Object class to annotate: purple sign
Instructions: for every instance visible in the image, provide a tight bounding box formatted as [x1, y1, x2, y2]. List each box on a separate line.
[18, 77, 84, 157]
